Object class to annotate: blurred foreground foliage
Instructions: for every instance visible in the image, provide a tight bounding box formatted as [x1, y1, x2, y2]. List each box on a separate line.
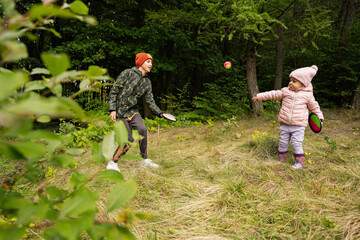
[0, 1, 147, 239]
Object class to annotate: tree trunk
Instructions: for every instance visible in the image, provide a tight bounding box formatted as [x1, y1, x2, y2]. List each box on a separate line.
[274, 15, 285, 90]
[338, 0, 358, 49]
[351, 82, 360, 110]
[246, 38, 262, 115]
[337, 0, 359, 108]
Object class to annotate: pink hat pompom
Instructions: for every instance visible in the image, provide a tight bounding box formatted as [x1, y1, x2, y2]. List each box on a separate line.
[311, 65, 318, 72]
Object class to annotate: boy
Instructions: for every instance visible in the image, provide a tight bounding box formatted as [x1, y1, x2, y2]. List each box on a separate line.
[106, 53, 163, 172]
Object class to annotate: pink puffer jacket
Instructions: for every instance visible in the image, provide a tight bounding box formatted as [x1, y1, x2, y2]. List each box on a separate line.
[256, 84, 324, 127]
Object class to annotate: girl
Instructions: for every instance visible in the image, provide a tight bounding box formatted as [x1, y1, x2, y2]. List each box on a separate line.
[253, 65, 324, 169]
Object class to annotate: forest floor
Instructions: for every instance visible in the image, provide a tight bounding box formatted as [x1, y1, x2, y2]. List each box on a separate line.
[30, 108, 360, 239]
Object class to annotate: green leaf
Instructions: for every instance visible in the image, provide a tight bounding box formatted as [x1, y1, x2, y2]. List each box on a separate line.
[70, 172, 88, 189]
[106, 180, 137, 212]
[23, 130, 64, 153]
[0, 71, 28, 101]
[54, 70, 82, 84]
[25, 80, 47, 92]
[131, 129, 142, 141]
[17, 201, 49, 225]
[0, 40, 28, 62]
[78, 15, 98, 26]
[59, 188, 98, 218]
[36, 115, 51, 123]
[25, 130, 60, 140]
[57, 96, 86, 119]
[102, 131, 116, 160]
[1, 118, 34, 137]
[24, 162, 44, 182]
[40, 27, 62, 38]
[0, 225, 26, 240]
[41, 53, 70, 77]
[69, 0, 89, 15]
[228, 32, 234, 40]
[311, 40, 319, 50]
[114, 121, 128, 147]
[50, 154, 75, 168]
[66, 148, 85, 155]
[0, 67, 12, 73]
[45, 212, 95, 240]
[46, 186, 69, 201]
[31, 67, 50, 75]
[50, 83, 62, 96]
[92, 142, 105, 165]
[87, 223, 136, 240]
[80, 79, 90, 90]
[86, 223, 113, 240]
[4, 93, 81, 119]
[0, 0, 18, 18]
[3, 194, 31, 210]
[86, 65, 107, 77]
[29, 4, 76, 21]
[97, 170, 124, 181]
[12, 141, 46, 159]
[0, 143, 24, 160]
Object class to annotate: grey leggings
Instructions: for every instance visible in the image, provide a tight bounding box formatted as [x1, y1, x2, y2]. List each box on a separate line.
[113, 113, 148, 161]
[278, 124, 305, 157]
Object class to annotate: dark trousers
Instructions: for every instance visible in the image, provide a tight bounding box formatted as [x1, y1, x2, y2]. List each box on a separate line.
[112, 113, 148, 161]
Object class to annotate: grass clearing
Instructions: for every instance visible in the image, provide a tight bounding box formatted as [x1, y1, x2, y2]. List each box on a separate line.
[6, 108, 360, 239]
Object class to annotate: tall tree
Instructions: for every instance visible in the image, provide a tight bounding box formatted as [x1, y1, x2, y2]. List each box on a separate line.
[338, 0, 358, 49]
[337, 0, 360, 109]
[246, 38, 262, 114]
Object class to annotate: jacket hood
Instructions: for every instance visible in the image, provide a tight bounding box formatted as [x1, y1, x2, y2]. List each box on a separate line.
[132, 66, 142, 75]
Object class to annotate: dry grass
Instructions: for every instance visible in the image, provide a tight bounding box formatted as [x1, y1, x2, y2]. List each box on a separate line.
[48, 109, 360, 239]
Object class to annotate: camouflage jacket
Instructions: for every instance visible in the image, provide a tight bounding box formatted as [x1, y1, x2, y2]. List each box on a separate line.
[108, 67, 162, 118]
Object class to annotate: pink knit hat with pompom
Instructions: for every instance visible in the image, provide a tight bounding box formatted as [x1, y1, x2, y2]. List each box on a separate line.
[289, 65, 318, 87]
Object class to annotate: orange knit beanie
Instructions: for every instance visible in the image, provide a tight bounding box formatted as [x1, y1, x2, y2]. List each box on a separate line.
[135, 53, 153, 67]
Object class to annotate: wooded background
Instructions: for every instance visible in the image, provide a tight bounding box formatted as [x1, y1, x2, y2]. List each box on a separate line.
[7, 0, 360, 118]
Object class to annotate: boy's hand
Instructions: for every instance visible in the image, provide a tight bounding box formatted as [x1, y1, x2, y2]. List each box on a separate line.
[252, 96, 259, 102]
[110, 111, 117, 123]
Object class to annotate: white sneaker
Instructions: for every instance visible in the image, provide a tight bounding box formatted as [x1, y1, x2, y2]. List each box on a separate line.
[141, 159, 159, 168]
[292, 162, 304, 170]
[106, 160, 120, 172]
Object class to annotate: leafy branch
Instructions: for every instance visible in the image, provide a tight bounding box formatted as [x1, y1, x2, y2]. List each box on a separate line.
[0, 1, 144, 239]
